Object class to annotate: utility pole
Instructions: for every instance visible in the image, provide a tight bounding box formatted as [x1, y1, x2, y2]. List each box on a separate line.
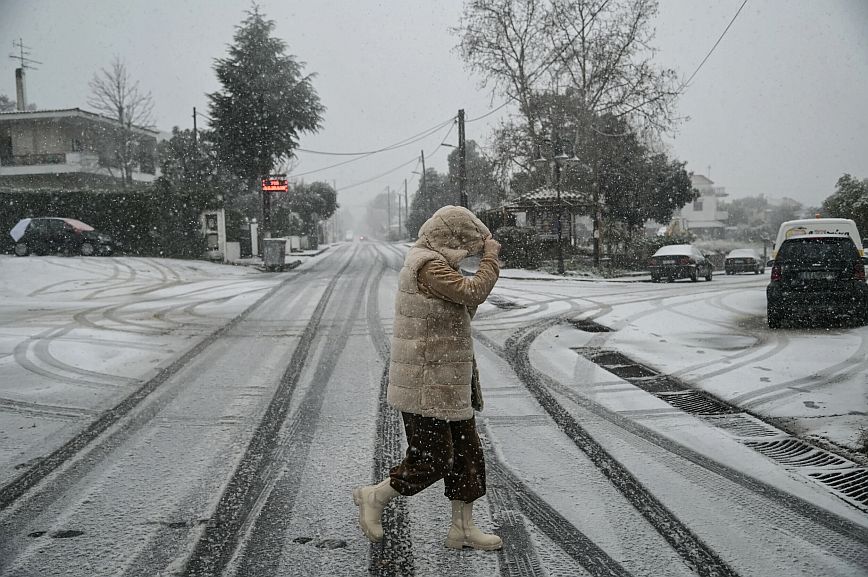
[420, 150, 427, 198]
[404, 179, 409, 234]
[397, 192, 402, 238]
[458, 109, 467, 208]
[386, 186, 392, 239]
[192, 107, 198, 146]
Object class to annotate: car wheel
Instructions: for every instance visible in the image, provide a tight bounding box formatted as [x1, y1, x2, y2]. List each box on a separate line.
[14, 242, 29, 257]
[80, 242, 96, 256]
[705, 268, 713, 281]
[650, 274, 659, 283]
[667, 275, 674, 283]
[690, 269, 698, 282]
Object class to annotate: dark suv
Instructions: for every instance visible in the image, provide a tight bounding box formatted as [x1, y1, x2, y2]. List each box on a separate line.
[767, 235, 868, 328]
[11, 217, 115, 257]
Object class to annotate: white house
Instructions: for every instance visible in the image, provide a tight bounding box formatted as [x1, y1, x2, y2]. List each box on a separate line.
[677, 174, 729, 238]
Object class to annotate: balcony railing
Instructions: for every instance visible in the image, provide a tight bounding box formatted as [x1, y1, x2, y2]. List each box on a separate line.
[3, 153, 67, 166]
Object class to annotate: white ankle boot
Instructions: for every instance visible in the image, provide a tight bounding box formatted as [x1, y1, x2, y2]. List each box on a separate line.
[353, 478, 399, 543]
[445, 500, 502, 551]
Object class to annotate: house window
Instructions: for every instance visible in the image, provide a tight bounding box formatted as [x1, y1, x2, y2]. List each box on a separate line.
[71, 138, 82, 152]
[693, 199, 704, 211]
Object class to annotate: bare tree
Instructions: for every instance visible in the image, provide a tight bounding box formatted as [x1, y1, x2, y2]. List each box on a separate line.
[456, 0, 679, 139]
[88, 57, 155, 185]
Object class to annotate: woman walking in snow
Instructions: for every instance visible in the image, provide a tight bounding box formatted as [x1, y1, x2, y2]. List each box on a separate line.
[353, 205, 503, 551]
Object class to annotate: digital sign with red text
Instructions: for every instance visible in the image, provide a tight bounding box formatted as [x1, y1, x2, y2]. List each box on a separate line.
[261, 175, 288, 193]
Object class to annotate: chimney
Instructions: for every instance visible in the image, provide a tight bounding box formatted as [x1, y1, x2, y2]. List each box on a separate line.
[15, 68, 27, 111]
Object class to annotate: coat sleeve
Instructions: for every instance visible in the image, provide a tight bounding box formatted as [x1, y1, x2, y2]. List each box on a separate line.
[417, 252, 500, 307]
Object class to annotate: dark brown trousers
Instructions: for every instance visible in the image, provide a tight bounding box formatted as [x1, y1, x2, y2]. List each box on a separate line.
[389, 412, 486, 503]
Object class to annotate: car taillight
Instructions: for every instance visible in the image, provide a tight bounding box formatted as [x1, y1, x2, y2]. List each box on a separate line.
[854, 260, 866, 281]
[648, 258, 656, 267]
[770, 263, 782, 281]
[678, 257, 690, 265]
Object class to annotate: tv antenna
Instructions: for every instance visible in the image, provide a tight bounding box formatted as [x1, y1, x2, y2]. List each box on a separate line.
[10, 38, 41, 70]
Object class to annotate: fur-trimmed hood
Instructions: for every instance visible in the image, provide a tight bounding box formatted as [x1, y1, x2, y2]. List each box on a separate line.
[414, 205, 491, 268]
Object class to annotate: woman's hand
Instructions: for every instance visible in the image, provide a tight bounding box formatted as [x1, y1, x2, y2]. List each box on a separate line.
[483, 237, 501, 257]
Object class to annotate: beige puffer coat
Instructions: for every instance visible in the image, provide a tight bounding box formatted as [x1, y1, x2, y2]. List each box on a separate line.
[387, 206, 499, 421]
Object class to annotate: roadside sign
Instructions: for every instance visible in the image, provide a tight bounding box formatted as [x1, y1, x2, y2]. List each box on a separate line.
[261, 175, 288, 193]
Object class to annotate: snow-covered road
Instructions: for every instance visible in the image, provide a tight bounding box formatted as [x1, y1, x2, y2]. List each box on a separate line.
[0, 246, 865, 576]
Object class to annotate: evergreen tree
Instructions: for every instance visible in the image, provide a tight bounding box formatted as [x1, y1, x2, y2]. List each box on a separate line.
[823, 174, 868, 234]
[406, 169, 453, 237]
[208, 6, 325, 191]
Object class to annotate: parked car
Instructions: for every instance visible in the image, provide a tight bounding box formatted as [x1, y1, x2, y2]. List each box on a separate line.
[771, 217, 863, 260]
[648, 244, 714, 282]
[10, 217, 115, 257]
[766, 234, 868, 328]
[725, 248, 764, 274]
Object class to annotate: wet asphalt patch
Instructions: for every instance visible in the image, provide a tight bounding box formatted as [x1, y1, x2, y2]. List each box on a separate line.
[292, 536, 347, 549]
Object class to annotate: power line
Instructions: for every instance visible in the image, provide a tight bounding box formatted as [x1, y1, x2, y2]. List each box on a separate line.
[292, 119, 455, 178]
[681, 0, 748, 91]
[465, 100, 510, 123]
[336, 156, 419, 192]
[297, 116, 455, 156]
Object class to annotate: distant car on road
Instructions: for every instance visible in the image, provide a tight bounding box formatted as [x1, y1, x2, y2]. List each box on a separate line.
[725, 248, 764, 275]
[10, 217, 115, 257]
[648, 244, 713, 282]
[766, 234, 868, 328]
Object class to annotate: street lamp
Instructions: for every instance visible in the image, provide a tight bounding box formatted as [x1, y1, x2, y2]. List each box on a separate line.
[534, 140, 579, 274]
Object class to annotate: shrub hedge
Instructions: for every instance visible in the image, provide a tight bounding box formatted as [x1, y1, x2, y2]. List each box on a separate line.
[0, 188, 206, 258]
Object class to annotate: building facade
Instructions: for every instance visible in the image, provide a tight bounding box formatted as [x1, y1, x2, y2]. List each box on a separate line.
[0, 108, 159, 189]
[676, 174, 729, 238]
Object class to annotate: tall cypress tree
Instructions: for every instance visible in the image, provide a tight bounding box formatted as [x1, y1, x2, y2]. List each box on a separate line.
[208, 6, 325, 189]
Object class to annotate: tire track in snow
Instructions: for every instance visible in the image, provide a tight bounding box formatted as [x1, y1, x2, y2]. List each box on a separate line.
[482, 319, 741, 577]
[0, 272, 297, 512]
[365, 257, 415, 577]
[180, 245, 360, 577]
[479, 319, 868, 562]
[227, 252, 376, 576]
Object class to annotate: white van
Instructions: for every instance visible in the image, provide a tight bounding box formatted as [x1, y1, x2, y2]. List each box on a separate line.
[771, 218, 863, 259]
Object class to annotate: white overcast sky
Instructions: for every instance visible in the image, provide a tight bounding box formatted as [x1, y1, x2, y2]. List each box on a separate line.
[1, 0, 866, 210]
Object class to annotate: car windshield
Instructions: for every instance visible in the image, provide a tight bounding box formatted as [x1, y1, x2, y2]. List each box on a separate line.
[727, 249, 755, 258]
[778, 237, 857, 263]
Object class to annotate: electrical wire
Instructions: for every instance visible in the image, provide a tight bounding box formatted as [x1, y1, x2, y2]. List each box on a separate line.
[336, 156, 420, 192]
[680, 0, 748, 91]
[292, 118, 455, 178]
[425, 121, 457, 161]
[465, 100, 510, 123]
[297, 116, 455, 156]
